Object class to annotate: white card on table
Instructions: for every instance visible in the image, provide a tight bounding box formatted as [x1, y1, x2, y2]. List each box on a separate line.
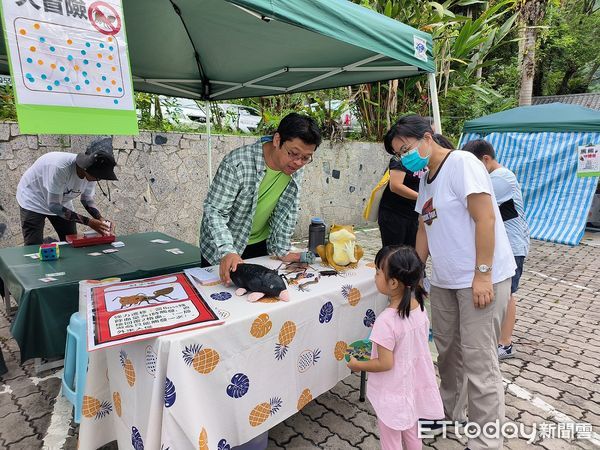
[184, 267, 219, 285]
[39, 277, 57, 283]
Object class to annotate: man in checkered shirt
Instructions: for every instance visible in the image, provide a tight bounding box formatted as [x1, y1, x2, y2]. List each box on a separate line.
[200, 113, 322, 283]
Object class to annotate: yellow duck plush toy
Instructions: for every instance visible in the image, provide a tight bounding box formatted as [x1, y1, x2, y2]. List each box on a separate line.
[316, 224, 364, 271]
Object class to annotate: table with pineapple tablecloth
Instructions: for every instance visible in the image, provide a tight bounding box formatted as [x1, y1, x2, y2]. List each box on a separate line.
[78, 256, 387, 450]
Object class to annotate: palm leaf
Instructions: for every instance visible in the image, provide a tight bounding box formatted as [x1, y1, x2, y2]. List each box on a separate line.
[456, 0, 487, 5]
[384, 0, 393, 17]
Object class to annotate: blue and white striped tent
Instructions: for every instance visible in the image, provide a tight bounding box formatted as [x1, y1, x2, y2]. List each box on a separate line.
[460, 103, 600, 246]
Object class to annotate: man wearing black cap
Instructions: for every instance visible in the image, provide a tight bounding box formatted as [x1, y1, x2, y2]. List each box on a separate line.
[16, 137, 118, 245]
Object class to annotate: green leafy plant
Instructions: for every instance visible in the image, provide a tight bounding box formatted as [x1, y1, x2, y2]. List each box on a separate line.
[0, 85, 17, 121]
[301, 96, 348, 142]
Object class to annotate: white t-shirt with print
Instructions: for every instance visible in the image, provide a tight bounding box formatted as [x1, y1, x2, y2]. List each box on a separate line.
[415, 151, 516, 289]
[17, 152, 95, 215]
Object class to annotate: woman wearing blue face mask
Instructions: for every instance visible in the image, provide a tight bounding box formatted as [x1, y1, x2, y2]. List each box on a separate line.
[391, 115, 516, 450]
[379, 125, 454, 248]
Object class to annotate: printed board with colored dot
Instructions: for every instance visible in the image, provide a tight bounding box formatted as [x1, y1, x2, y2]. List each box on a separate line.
[1, 0, 137, 136]
[15, 18, 127, 108]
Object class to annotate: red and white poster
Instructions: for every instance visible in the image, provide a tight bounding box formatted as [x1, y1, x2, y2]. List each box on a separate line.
[86, 273, 222, 351]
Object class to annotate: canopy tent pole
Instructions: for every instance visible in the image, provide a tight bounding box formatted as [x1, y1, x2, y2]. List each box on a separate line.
[133, 65, 417, 100]
[427, 72, 442, 134]
[132, 77, 202, 99]
[206, 100, 213, 183]
[208, 54, 417, 99]
[210, 69, 289, 99]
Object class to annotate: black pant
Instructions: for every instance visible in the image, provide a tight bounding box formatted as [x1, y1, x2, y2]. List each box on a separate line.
[0, 347, 6, 376]
[378, 211, 419, 248]
[20, 207, 77, 246]
[201, 240, 268, 267]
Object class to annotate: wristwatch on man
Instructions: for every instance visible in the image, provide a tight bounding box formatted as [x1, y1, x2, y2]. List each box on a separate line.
[475, 264, 492, 273]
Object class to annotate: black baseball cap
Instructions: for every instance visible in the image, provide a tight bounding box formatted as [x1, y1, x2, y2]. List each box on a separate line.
[76, 138, 118, 181]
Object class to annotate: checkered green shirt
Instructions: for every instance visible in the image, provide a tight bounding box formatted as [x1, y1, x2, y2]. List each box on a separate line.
[199, 137, 304, 265]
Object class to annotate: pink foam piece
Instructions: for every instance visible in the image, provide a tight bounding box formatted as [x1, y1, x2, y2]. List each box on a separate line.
[278, 290, 289, 302]
[247, 292, 265, 302]
[235, 288, 247, 296]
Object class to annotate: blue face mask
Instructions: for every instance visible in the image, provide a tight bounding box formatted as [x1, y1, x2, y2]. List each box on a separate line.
[400, 144, 429, 172]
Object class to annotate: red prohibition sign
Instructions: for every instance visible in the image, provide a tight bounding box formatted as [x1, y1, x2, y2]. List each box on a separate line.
[88, 1, 122, 36]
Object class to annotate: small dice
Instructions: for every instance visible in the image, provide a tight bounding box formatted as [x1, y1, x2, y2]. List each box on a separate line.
[38, 243, 60, 261]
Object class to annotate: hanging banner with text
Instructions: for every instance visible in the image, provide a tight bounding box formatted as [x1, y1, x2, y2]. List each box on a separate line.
[577, 144, 600, 178]
[0, 0, 138, 135]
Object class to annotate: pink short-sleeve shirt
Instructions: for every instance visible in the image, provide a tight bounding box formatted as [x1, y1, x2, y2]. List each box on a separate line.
[367, 307, 444, 430]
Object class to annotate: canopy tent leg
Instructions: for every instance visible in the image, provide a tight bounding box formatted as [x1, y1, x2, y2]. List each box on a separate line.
[206, 100, 213, 183]
[427, 72, 442, 134]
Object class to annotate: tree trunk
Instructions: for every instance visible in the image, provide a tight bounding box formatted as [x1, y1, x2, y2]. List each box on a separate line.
[532, 37, 546, 96]
[532, 62, 544, 97]
[210, 102, 222, 128]
[472, 5, 486, 83]
[518, 26, 537, 106]
[386, 79, 398, 129]
[153, 95, 163, 121]
[557, 65, 577, 94]
[357, 84, 374, 137]
[517, 19, 526, 67]
[476, 65, 483, 83]
[518, 0, 547, 105]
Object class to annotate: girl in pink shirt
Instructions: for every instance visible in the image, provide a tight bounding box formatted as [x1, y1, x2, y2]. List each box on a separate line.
[348, 246, 444, 449]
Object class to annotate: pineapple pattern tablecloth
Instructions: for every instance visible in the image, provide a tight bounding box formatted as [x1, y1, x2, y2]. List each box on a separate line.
[79, 257, 387, 450]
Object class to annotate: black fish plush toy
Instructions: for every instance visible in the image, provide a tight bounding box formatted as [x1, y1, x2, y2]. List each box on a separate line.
[230, 263, 289, 302]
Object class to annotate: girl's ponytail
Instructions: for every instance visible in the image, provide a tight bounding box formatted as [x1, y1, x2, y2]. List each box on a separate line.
[414, 283, 427, 306]
[398, 284, 413, 319]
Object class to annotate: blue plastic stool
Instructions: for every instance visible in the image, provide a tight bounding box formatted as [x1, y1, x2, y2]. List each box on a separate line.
[61, 312, 88, 423]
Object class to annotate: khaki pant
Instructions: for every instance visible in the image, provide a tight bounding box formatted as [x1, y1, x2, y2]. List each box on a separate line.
[430, 278, 511, 450]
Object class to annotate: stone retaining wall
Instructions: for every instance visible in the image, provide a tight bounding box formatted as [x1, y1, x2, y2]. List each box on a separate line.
[0, 122, 388, 248]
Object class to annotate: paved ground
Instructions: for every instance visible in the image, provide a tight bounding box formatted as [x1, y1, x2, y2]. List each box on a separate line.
[1, 227, 599, 449]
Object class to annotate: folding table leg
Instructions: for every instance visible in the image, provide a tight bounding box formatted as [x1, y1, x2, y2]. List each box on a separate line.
[0, 348, 7, 376]
[359, 371, 367, 402]
[3, 281, 11, 317]
[34, 358, 65, 374]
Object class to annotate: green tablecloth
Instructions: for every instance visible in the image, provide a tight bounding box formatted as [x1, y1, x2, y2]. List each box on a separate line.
[0, 232, 202, 362]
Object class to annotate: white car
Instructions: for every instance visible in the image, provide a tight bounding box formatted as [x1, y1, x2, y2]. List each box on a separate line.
[137, 97, 262, 132]
[219, 104, 262, 133]
[160, 96, 206, 128]
[174, 97, 207, 124]
[135, 96, 206, 129]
